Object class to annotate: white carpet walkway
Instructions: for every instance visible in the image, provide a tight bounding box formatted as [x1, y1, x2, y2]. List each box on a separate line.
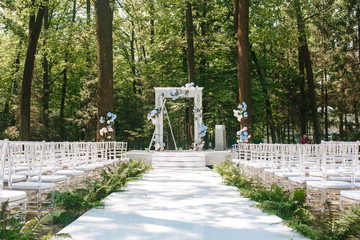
[59, 168, 308, 240]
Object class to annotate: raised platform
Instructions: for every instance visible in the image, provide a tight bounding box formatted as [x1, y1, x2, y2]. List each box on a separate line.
[127, 150, 232, 167]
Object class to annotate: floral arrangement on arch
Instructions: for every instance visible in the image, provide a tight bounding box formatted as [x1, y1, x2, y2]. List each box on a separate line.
[147, 106, 161, 125]
[99, 112, 117, 139]
[152, 137, 165, 151]
[147, 82, 200, 125]
[147, 82, 202, 151]
[234, 102, 251, 143]
[160, 82, 200, 101]
[193, 123, 207, 151]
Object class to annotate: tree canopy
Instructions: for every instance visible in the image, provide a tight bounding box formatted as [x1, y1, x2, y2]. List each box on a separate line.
[0, 0, 359, 148]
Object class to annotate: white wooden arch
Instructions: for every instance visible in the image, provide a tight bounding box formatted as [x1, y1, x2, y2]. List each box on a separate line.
[153, 87, 203, 148]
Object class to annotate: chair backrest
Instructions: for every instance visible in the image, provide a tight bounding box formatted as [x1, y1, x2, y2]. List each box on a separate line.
[0, 139, 9, 192]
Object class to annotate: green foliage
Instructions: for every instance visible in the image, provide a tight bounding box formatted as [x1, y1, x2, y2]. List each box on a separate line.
[0, 201, 25, 239]
[214, 161, 360, 240]
[0, 0, 359, 142]
[335, 204, 360, 239]
[0, 201, 68, 240]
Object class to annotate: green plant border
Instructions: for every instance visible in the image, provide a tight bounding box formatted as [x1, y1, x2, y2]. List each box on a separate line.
[0, 159, 152, 239]
[213, 161, 360, 240]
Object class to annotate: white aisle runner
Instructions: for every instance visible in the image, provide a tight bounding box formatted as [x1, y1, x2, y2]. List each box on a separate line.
[59, 168, 308, 240]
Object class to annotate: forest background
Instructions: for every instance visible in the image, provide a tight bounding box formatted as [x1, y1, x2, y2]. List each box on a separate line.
[0, 0, 359, 149]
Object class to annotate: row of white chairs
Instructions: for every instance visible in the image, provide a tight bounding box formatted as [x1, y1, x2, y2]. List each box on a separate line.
[0, 140, 128, 214]
[232, 141, 360, 211]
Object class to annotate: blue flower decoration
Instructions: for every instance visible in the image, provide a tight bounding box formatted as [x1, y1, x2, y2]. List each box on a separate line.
[244, 112, 248, 118]
[200, 124, 207, 131]
[172, 95, 179, 100]
[170, 90, 176, 96]
[242, 102, 247, 111]
[100, 117, 104, 123]
[238, 104, 242, 109]
[153, 138, 158, 142]
[107, 112, 112, 117]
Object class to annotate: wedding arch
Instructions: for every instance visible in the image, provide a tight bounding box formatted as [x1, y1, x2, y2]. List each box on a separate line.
[149, 86, 203, 150]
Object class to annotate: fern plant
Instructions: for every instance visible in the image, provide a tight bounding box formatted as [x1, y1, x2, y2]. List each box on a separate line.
[54, 160, 151, 226]
[213, 161, 360, 240]
[0, 201, 70, 240]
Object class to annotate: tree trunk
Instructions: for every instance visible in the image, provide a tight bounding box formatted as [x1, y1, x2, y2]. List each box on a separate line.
[357, 2, 360, 65]
[150, 0, 155, 45]
[186, 1, 196, 84]
[233, 0, 239, 34]
[250, 46, 276, 143]
[298, 47, 307, 135]
[86, 0, 91, 66]
[324, 68, 329, 140]
[42, 4, 50, 141]
[199, 0, 208, 147]
[94, 0, 114, 141]
[339, 114, 344, 140]
[19, 0, 47, 141]
[296, 3, 322, 143]
[59, 0, 77, 140]
[59, 68, 67, 140]
[2, 46, 21, 131]
[356, 3, 360, 130]
[130, 22, 136, 94]
[199, 0, 207, 84]
[236, 0, 253, 138]
[186, 1, 195, 147]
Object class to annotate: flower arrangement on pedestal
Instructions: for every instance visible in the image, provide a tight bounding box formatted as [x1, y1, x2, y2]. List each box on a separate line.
[99, 112, 117, 140]
[234, 102, 251, 143]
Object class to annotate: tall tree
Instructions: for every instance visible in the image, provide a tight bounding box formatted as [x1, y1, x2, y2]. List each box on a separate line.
[236, 0, 253, 138]
[298, 47, 307, 135]
[186, 1, 195, 148]
[94, 0, 114, 141]
[42, 2, 50, 141]
[59, 0, 77, 140]
[19, 0, 48, 140]
[250, 46, 276, 143]
[295, 0, 322, 143]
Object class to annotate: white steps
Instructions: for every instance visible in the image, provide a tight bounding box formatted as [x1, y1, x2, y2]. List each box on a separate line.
[152, 151, 206, 168]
